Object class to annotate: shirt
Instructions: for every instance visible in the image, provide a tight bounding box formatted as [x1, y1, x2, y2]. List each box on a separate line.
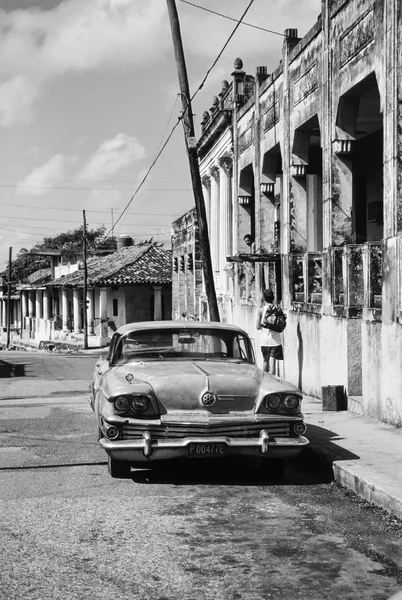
[257, 304, 282, 347]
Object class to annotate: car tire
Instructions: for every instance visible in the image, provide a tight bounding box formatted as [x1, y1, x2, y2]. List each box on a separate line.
[108, 456, 131, 479]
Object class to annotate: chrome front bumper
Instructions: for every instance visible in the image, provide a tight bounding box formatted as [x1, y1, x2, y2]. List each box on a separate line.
[99, 430, 309, 462]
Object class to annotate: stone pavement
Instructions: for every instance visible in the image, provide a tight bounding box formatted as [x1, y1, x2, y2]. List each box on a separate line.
[303, 395, 402, 521]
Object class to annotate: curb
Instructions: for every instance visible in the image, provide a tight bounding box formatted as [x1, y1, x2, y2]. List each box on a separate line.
[333, 461, 402, 521]
[307, 439, 402, 521]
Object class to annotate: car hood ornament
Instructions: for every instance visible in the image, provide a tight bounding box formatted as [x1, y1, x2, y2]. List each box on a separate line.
[201, 391, 216, 406]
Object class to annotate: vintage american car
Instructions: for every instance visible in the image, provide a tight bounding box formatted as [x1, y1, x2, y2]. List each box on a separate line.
[90, 321, 308, 478]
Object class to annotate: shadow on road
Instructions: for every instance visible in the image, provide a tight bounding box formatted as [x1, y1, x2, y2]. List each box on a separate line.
[129, 451, 336, 487]
[0, 360, 25, 378]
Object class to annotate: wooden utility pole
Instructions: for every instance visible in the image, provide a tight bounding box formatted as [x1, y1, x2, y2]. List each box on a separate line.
[166, 0, 220, 321]
[6, 247, 12, 349]
[83, 211, 88, 350]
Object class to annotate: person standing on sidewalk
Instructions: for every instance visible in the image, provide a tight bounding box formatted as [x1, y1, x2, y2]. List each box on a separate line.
[256, 288, 284, 375]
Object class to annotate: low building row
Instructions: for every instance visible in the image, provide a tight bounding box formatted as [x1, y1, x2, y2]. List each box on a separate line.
[0, 241, 172, 348]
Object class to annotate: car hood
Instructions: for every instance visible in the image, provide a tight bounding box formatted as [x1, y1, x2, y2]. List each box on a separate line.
[105, 360, 263, 413]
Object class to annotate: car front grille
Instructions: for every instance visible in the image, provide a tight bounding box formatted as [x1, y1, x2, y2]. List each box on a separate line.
[121, 421, 291, 440]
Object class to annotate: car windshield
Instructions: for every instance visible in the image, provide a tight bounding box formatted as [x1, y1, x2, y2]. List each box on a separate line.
[113, 327, 255, 364]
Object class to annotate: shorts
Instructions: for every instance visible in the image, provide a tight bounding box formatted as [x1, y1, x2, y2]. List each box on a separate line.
[261, 345, 283, 360]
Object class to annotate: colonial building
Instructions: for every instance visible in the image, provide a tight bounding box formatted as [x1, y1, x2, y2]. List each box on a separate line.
[2, 242, 172, 347]
[173, 0, 402, 426]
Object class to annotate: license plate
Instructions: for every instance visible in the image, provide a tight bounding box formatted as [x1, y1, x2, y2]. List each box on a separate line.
[188, 443, 226, 457]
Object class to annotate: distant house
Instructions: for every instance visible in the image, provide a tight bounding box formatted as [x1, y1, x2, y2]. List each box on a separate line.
[14, 242, 172, 347]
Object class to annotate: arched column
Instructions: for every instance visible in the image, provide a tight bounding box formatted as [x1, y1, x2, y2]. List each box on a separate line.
[88, 290, 95, 335]
[99, 287, 108, 337]
[201, 175, 211, 230]
[219, 157, 232, 267]
[35, 290, 42, 319]
[73, 289, 82, 333]
[28, 290, 35, 318]
[43, 290, 51, 321]
[21, 291, 28, 320]
[209, 165, 220, 274]
[35, 290, 43, 332]
[1, 300, 6, 328]
[61, 289, 69, 331]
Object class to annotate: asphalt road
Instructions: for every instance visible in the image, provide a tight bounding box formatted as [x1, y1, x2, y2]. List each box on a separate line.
[1, 350, 402, 600]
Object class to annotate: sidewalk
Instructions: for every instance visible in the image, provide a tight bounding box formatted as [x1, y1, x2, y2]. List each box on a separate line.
[303, 395, 402, 521]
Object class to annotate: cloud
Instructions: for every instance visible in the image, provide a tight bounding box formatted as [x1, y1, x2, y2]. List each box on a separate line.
[0, 0, 168, 125]
[77, 133, 146, 181]
[16, 153, 68, 196]
[180, 0, 321, 67]
[0, 76, 40, 127]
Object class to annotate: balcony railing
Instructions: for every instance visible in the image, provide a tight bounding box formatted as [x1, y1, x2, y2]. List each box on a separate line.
[290, 244, 382, 316]
[330, 243, 382, 316]
[367, 242, 382, 309]
[291, 253, 323, 304]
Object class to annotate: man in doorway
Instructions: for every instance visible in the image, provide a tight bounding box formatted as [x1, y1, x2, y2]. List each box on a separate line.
[256, 288, 283, 375]
[243, 234, 255, 253]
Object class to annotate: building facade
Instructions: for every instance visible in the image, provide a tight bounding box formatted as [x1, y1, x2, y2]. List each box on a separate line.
[174, 0, 402, 426]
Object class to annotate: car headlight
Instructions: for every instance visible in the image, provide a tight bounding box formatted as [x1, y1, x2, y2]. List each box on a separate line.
[264, 393, 282, 411]
[283, 394, 300, 411]
[131, 395, 149, 413]
[114, 396, 130, 412]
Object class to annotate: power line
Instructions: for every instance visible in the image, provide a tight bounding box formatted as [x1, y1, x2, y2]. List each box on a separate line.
[105, 116, 182, 236]
[0, 202, 181, 216]
[0, 183, 191, 191]
[2, 214, 173, 226]
[106, 0, 256, 237]
[178, 0, 284, 37]
[0, 177, 190, 183]
[188, 0, 256, 103]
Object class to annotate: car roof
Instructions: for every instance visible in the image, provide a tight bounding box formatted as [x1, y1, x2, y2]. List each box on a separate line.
[115, 320, 250, 337]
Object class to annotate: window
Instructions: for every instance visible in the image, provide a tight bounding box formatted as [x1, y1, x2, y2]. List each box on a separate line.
[112, 299, 118, 317]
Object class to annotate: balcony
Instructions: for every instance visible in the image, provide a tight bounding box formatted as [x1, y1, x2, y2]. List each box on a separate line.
[289, 243, 382, 318]
[331, 243, 382, 318]
[291, 253, 323, 312]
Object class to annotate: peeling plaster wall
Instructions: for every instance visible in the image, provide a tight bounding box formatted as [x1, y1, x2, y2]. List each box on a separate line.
[363, 322, 402, 426]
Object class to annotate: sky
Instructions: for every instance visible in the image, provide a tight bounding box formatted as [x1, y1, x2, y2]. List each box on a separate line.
[0, 0, 321, 271]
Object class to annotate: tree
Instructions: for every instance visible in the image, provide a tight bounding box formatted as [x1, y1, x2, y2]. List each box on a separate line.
[1, 228, 164, 282]
[2, 226, 115, 282]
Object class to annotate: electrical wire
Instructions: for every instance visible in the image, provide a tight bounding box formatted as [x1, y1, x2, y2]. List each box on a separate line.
[0, 202, 181, 216]
[0, 183, 191, 191]
[189, 0, 256, 103]
[178, 0, 284, 37]
[105, 0, 256, 238]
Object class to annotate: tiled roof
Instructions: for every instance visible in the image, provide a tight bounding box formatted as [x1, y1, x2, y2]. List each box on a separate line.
[17, 268, 52, 289]
[46, 245, 172, 287]
[28, 268, 52, 284]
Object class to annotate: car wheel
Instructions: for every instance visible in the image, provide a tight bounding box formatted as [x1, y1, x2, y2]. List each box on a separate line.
[108, 456, 131, 479]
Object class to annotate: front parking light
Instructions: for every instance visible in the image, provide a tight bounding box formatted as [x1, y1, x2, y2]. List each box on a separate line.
[293, 422, 307, 436]
[105, 425, 120, 440]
